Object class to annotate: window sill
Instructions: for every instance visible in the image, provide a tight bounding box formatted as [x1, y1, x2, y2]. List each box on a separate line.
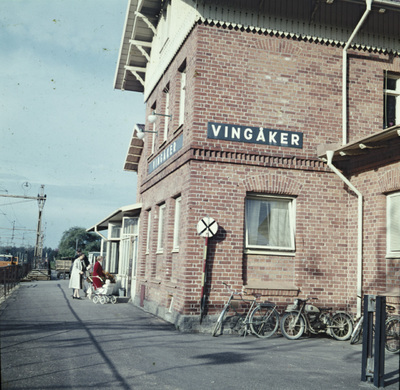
[386, 253, 400, 259]
[244, 249, 295, 257]
[149, 279, 161, 285]
[156, 250, 164, 255]
[245, 280, 298, 291]
[172, 248, 179, 253]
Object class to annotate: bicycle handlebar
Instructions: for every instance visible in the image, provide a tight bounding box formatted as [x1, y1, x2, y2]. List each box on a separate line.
[222, 282, 245, 296]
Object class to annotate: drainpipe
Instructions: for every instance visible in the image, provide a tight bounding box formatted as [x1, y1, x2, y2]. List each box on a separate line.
[326, 151, 363, 318]
[342, 0, 372, 145]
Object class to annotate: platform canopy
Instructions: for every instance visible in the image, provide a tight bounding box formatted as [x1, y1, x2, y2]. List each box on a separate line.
[87, 203, 142, 232]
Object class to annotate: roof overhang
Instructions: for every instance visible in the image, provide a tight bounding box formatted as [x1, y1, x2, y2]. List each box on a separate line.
[114, 0, 161, 93]
[318, 125, 400, 164]
[124, 124, 144, 172]
[115, 0, 400, 96]
[87, 203, 142, 232]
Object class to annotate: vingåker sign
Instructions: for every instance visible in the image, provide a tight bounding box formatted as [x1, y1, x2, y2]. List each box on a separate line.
[148, 134, 183, 174]
[207, 122, 303, 149]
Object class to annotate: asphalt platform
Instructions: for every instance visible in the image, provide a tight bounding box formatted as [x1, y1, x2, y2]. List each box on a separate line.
[0, 280, 399, 390]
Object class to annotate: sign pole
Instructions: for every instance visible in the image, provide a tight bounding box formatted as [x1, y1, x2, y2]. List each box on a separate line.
[200, 236, 208, 321]
[197, 216, 218, 323]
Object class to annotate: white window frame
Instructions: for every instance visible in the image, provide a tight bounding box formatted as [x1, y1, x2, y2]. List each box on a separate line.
[120, 217, 139, 279]
[106, 222, 121, 273]
[245, 194, 296, 254]
[146, 210, 151, 254]
[387, 192, 400, 258]
[384, 73, 400, 128]
[173, 197, 181, 251]
[157, 204, 166, 253]
[164, 89, 170, 142]
[179, 69, 186, 126]
[151, 122, 156, 154]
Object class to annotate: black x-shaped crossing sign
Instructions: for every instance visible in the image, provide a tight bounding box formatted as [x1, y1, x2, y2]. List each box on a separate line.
[197, 217, 218, 238]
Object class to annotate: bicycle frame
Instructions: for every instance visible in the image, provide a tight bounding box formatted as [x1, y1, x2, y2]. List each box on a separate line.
[213, 282, 279, 338]
[220, 289, 259, 336]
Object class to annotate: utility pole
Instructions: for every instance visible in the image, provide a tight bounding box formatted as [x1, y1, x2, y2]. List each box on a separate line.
[34, 185, 46, 268]
[0, 184, 47, 268]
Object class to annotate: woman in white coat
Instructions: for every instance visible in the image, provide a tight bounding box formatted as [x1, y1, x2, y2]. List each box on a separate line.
[69, 254, 85, 299]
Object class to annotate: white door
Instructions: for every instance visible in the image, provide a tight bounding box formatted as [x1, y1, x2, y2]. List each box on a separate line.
[121, 217, 139, 299]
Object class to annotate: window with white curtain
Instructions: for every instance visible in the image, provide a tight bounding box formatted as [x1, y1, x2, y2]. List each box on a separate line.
[387, 192, 400, 257]
[245, 195, 295, 252]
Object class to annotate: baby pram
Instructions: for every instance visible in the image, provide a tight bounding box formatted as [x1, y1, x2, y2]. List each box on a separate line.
[87, 276, 117, 304]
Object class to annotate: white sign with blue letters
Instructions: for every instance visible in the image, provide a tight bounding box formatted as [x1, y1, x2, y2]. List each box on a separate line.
[207, 122, 303, 149]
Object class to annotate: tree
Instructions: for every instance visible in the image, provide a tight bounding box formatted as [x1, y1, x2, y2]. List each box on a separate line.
[57, 226, 100, 258]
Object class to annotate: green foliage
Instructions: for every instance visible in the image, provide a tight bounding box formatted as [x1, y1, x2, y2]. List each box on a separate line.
[57, 226, 100, 258]
[0, 245, 57, 264]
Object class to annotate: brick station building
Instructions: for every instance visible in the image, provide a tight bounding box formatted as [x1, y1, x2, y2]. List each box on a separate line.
[100, 0, 400, 330]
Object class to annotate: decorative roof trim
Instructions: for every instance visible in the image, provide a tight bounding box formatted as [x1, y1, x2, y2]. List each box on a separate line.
[196, 17, 400, 56]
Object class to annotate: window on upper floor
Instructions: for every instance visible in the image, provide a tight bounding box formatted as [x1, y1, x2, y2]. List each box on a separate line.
[245, 194, 296, 253]
[150, 102, 157, 154]
[384, 73, 400, 128]
[163, 85, 170, 142]
[179, 64, 186, 126]
[387, 192, 400, 258]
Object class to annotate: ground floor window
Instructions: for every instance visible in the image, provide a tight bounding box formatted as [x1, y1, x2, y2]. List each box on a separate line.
[157, 204, 166, 253]
[107, 241, 119, 273]
[245, 194, 296, 252]
[173, 197, 181, 251]
[387, 192, 400, 257]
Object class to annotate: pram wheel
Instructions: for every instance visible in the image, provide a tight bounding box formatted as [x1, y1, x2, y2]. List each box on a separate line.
[93, 295, 99, 304]
[100, 296, 107, 305]
[111, 296, 117, 304]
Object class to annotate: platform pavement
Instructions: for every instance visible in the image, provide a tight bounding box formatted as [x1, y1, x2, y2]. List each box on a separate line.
[0, 280, 398, 390]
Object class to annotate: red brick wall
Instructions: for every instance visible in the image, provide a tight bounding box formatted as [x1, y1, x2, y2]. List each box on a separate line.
[134, 22, 400, 320]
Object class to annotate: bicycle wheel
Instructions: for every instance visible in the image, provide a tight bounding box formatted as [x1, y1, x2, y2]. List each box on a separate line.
[280, 312, 305, 340]
[212, 305, 228, 337]
[331, 313, 353, 341]
[385, 316, 400, 353]
[350, 316, 363, 344]
[249, 305, 279, 338]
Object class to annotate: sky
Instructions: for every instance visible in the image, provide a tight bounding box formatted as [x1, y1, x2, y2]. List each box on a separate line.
[0, 0, 144, 249]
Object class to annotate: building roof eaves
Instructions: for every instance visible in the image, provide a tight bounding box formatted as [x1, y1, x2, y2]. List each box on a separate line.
[198, 17, 400, 55]
[87, 203, 142, 232]
[318, 125, 400, 162]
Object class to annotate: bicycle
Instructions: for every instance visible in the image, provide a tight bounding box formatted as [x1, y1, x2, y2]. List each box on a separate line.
[212, 282, 280, 338]
[350, 304, 399, 353]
